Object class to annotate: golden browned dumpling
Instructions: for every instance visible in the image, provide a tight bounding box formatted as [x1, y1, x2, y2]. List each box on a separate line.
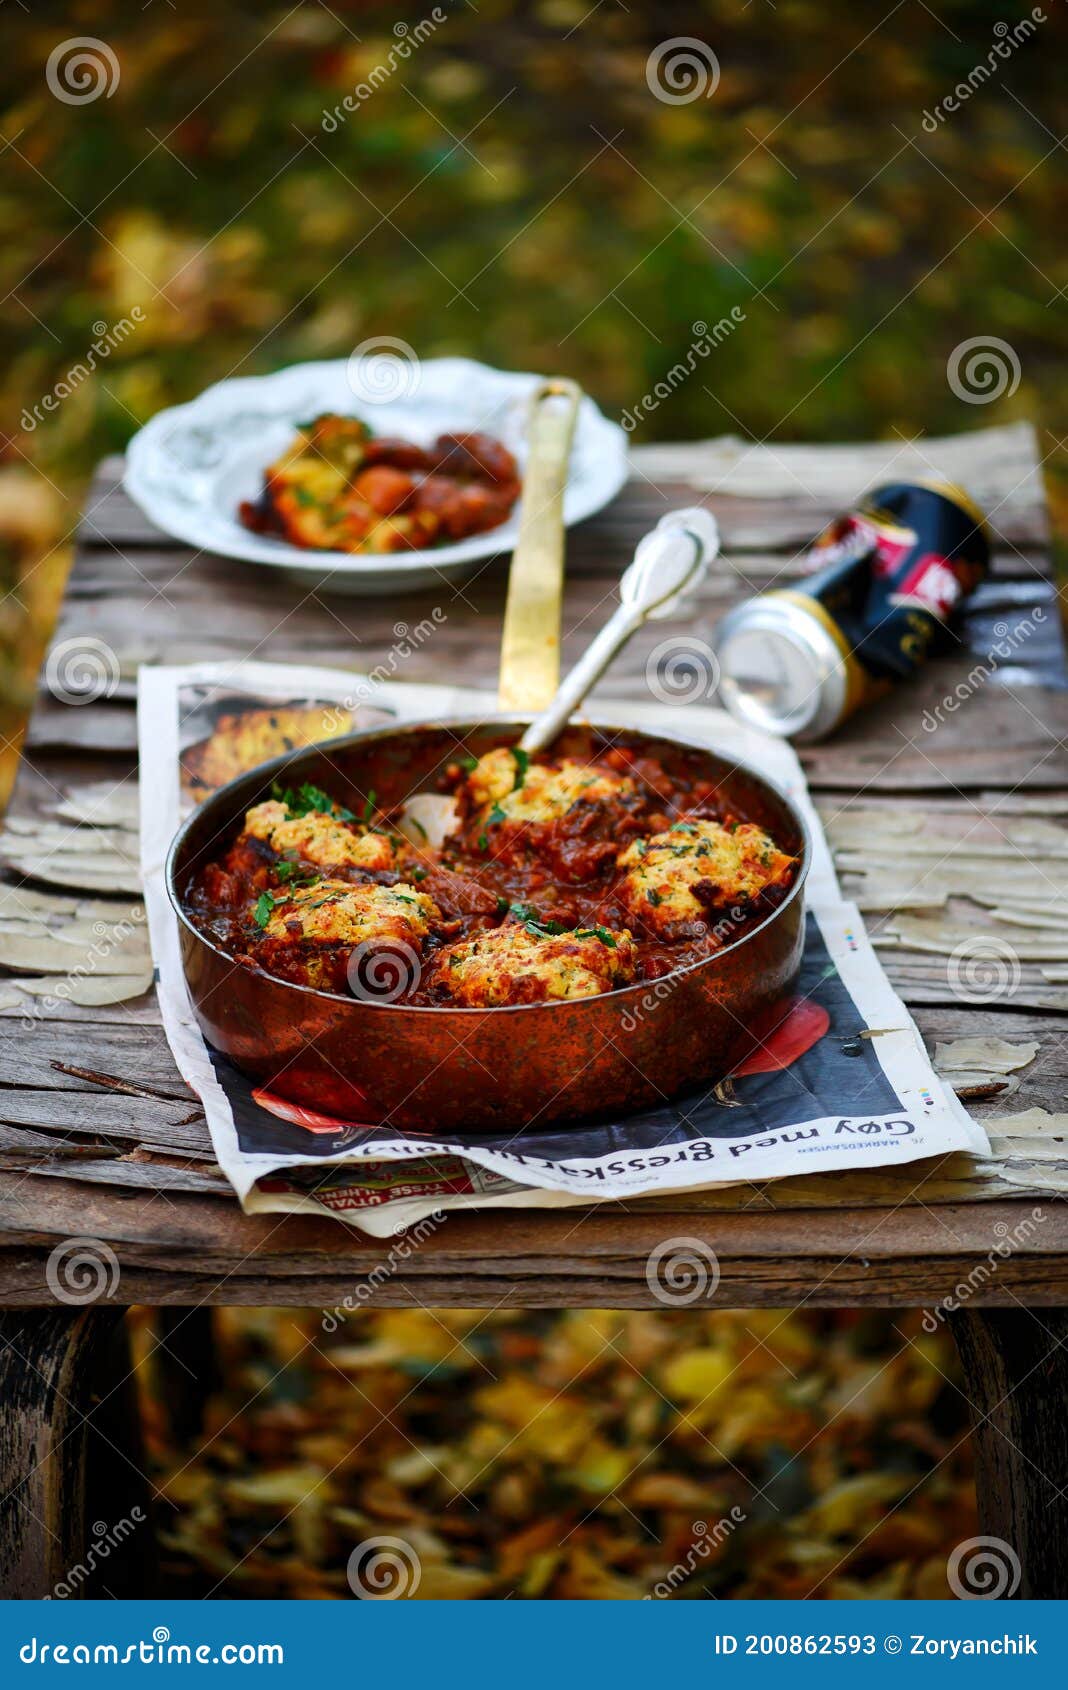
[258, 415, 373, 551]
[618, 819, 795, 937]
[243, 799, 399, 874]
[461, 748, 636, 827]
[251, 879, 439, 993]
[261, 880, 435, 945]
[428, 919, 637, 1007]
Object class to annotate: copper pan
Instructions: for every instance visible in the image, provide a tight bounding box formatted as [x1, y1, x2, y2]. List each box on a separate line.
[167, 717, 810, 1135]
[169, 413, 808, 1135]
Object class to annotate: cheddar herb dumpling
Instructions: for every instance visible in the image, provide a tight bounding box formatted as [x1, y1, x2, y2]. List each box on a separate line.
[251, 879, 439, 993]
[619, 819, 795, 935]
[244, 799, 399, 874]
[429, 919, 637, 1006]
[462, 747, 635, 827]
[260, 880, 436, 946]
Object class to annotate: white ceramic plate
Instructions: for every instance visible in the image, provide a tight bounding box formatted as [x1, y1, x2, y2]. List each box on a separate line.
[123, 356, 628, 595]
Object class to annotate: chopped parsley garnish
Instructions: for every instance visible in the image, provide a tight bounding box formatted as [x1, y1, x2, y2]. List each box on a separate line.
[478, 802, 507, 852]
[273, 860, 318, 886]
[271, 780, 354, 822]
[511, 747, 530, 790]
[410, 865, 427, 881]
[646, 887, 662, 907]
[672, 822, 698, 834]
[253, 891, 279, 928]
[407, 815, 428, 842]
[361, 789, 377, 825]
[496, 894, 510, 914]
[508, 903, 565, 938]
[459, 753, 478, 772]
[575, 926, 617, 948]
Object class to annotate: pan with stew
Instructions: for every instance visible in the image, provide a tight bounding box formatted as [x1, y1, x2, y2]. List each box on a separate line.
[168, 717, 809, 1134]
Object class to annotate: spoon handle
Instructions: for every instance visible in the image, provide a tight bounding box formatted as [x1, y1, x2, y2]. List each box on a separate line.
[519, 507, 720, 754]
[497, 378, 582, 714]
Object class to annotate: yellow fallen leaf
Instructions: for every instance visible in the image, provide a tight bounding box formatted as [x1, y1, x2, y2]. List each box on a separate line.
[415, 1563, 494, 1600]
[224, 1465, 330, 1509]
[661, 1347, 734, 1404]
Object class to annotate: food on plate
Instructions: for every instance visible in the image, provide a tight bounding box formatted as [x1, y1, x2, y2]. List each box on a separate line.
[184, 744, 798, 1007]
[181, 704, 353, 800]
[238, 415, 521, 554]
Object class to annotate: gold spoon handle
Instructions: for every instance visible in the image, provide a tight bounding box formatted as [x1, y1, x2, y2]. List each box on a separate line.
[497, 377, 582, 713]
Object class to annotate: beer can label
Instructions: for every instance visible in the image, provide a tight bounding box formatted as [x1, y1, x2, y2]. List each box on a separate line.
[788, 479, 989, 691]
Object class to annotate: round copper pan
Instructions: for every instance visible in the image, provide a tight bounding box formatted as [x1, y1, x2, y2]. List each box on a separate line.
[167, 719, 811, 1135]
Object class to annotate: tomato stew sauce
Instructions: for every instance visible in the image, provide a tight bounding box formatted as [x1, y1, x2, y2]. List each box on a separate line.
[183, 737, 800, 1009]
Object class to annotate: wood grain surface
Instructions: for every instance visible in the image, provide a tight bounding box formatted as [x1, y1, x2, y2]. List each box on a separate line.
[1, 422, 1066, 1305]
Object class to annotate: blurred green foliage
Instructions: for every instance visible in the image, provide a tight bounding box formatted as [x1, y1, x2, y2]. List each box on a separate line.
[0, 0, 1064, 747]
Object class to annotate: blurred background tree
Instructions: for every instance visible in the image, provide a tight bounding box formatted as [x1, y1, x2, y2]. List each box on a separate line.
[1, 0, 1064, 798]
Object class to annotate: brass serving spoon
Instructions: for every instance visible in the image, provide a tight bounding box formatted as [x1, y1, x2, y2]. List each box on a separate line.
[398, 504, 720, 848]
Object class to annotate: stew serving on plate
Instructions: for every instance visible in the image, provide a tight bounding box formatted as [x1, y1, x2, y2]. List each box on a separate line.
[238, 414, 521, 554]
[184, 743, 798, 1007]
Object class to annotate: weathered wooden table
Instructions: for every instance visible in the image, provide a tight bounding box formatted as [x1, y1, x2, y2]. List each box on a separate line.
[1, 422, 1066, 1598]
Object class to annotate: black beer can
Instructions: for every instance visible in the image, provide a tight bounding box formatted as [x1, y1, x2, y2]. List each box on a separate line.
[711, 478, 990, 740]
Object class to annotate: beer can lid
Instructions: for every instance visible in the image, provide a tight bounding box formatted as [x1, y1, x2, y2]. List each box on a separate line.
[711, 598, 848, 741]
